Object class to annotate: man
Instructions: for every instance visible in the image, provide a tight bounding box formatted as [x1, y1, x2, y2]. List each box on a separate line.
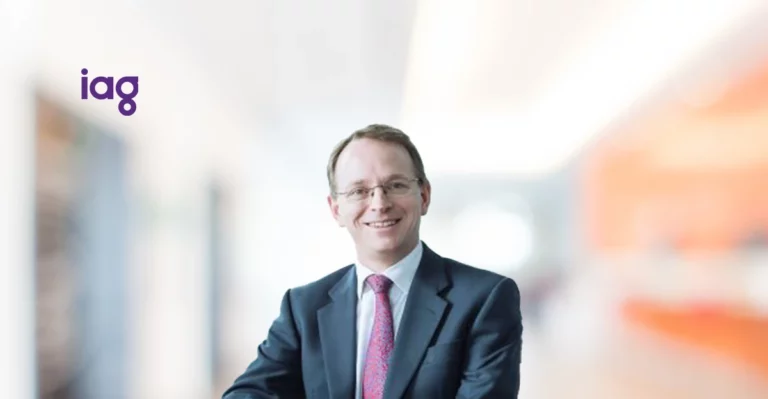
[223, 124, 522, 398]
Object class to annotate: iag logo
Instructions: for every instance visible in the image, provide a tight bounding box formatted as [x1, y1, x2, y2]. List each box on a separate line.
[80, 68, 139, 116]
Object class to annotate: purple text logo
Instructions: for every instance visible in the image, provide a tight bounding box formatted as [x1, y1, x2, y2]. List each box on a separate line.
[81, 68, 139, 116]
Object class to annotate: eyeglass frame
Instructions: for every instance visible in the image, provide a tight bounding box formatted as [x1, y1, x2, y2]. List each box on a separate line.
[333, 177, 423, 201]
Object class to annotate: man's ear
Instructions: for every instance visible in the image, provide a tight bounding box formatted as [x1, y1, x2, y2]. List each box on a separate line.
[420, 181, 432, 216]
[327, 195, 345, 227]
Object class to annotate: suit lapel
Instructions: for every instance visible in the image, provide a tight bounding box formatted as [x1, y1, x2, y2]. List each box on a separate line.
[384, 245, 450, 399]
[318, 267, 357, 399]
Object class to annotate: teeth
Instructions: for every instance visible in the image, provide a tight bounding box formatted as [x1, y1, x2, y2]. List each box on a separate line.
[369, 220, 398, 228]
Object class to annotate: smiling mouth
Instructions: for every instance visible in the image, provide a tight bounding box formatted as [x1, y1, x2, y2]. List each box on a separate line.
[364, 219, 401, 228]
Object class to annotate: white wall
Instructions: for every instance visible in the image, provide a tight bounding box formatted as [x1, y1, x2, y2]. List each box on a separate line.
[29, 1, 257, 398]
[0, 0, 38, 397]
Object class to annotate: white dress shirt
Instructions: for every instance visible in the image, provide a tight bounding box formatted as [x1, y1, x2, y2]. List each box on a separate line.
[354, 241, 423, 399]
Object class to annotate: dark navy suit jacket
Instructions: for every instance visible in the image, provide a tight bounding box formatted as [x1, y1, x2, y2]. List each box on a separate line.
[222, 244, 522, 398]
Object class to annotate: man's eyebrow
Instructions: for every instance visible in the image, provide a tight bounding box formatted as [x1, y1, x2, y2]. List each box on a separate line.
[343, 179, 367, 188]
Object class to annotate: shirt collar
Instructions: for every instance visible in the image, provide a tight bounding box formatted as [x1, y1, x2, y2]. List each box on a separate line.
[355, 241, 423, 298]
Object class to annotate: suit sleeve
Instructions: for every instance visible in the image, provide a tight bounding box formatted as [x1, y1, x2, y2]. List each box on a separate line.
[456, 277, 523, 399]
[222, 289, 305, 399]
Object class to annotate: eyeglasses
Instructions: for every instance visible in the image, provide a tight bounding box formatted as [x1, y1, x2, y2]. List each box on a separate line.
[335, 178, 421, 202]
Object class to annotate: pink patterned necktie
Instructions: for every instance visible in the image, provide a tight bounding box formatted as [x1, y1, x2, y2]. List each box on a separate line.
[362, 274, 394, 399]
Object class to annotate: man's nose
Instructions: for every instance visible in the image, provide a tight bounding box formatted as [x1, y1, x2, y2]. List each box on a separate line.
[368, 187, 393, 211]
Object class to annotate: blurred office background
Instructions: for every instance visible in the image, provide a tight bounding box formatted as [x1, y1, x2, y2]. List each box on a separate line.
[2, 0, 768, 398]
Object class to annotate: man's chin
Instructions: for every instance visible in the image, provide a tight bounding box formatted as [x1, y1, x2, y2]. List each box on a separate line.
[372, 241, 401, 254]
[363, 237, 404, 254]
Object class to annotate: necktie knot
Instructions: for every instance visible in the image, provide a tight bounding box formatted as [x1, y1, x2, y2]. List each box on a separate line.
[366, 274, 393, 294]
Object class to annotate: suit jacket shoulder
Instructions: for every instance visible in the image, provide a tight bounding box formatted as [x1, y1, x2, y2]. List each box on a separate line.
[439, 255, 515, 293]
[285, 264, 354, 309]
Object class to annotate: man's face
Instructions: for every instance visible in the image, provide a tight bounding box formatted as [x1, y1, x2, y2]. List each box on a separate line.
[327, 138, 431, 264]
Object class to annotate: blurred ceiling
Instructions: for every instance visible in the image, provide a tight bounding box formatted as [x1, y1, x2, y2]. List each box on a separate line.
[142, 0, 768, 177]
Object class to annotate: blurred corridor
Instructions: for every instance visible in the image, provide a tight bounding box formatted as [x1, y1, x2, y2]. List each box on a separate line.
[2, 0, 768, 398]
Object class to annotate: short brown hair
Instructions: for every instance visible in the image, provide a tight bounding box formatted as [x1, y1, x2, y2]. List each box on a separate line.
[326, 124, 428, 196]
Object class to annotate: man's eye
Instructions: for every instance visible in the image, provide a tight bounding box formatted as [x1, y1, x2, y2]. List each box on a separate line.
[391, 182, 408, 189]
[351, 188, 367, 195]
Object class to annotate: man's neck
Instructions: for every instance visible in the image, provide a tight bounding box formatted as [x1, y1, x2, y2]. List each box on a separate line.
[358, 240, 419, 273]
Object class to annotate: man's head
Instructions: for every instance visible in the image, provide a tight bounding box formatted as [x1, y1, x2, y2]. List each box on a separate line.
[326, 124, 431, 268]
